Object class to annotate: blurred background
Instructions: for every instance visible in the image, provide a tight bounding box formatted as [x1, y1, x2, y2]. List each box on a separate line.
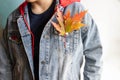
[0, 0, 23, 27]
[0, 0, 120, 80]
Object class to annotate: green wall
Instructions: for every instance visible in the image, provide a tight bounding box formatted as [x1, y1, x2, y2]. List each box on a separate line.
[0, 0, 23, 28]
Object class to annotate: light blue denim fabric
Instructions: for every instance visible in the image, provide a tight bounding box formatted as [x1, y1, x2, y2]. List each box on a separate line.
[16, 1, 102, 80]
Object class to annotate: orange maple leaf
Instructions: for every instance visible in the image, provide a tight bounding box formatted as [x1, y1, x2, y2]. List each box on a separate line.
[72, 10, 87, 21]
[52, 8, 87, 36]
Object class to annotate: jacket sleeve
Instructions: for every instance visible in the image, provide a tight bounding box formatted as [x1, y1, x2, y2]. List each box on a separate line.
[82, 13, 102, 80]
[0, 21, 12, 80]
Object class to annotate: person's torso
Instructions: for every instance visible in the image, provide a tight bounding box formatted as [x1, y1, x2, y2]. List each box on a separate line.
[6, 2, 87, 80]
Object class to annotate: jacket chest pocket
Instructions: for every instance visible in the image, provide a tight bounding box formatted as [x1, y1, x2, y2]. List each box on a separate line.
[57, 30, 81, 55]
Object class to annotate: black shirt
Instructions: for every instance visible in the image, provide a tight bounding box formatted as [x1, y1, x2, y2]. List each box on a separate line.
[28, 1, 55, 80]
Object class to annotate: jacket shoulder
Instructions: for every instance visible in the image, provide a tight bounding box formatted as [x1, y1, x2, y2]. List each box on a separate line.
[7, 8, 20, 21]
[5, 8, 21, 31]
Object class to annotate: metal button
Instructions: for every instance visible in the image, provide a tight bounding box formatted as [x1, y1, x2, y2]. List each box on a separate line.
[41, 60, 46, 64]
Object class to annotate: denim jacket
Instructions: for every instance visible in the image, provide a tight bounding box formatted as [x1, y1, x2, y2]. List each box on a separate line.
[0, 0, 102, 80]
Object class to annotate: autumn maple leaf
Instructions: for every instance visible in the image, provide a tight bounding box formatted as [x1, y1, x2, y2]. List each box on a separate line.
[52, 8, 87, 36]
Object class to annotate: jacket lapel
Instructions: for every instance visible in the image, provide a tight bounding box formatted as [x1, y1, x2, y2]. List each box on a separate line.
[17, 6, 34, 78]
